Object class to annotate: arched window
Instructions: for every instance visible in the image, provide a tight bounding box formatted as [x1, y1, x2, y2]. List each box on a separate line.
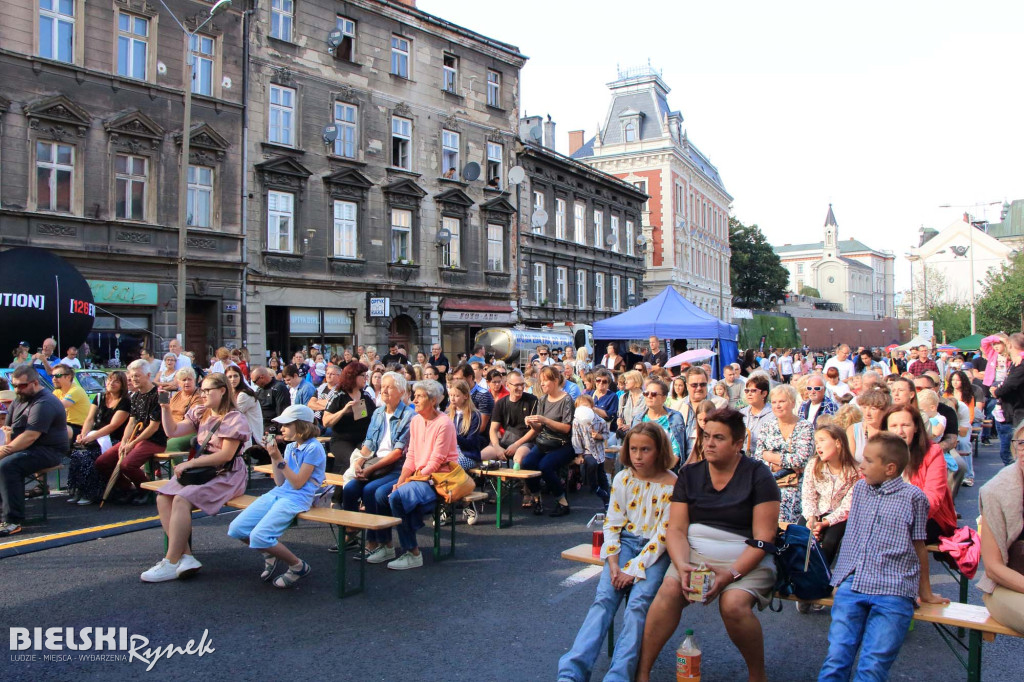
[624, 122, 636, 142]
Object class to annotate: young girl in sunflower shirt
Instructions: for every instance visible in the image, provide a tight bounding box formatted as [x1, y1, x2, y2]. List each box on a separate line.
[558, 423, 677, 682]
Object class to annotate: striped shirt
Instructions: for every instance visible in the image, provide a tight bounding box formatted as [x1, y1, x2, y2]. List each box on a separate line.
[831, 477, 930, 600]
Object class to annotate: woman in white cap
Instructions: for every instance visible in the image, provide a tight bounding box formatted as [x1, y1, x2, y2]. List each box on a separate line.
[143, 372, 250, 583]
[228, 404, 326, 588]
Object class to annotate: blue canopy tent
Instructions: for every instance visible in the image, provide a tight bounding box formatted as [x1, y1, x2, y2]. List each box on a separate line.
[593, 287, 739, 379]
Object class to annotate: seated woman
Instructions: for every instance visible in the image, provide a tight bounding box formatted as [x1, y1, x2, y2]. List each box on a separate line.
[164, 368, 206, 453]
[386, 379, 459, 571]
[557, 423, 677, 682]
[631, 377, 686, 468]
[156, 353, 179, 391]
[143, 372, 250, 583]
[739, 373, 773, 453]
[522, 366, 576, 517]
[753, 384, 815, 525]
[448, 380, 484, 470]
[847, 386, 890, 463]
[68, 371, 130, 505]
[225, 364, 263, 445]
[227, 405, 326, 589]
[978, 422, 1024, 633]
[683, 400, 717, 465]
[340, 372, 412, 564]
[636, 407, 780, 682]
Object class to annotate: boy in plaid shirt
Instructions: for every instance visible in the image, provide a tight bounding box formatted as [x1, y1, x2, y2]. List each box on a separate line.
[818, 432, 950, 681]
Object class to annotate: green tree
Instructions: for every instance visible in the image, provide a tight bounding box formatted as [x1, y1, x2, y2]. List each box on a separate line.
[928, 302, 971, 343]
[729, 217, 789, 309]
[799, 285, 821, 298]
[976, 251, 1024, 333]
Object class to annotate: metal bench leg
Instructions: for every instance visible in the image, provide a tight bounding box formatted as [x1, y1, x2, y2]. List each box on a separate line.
[432, 503, 456, 562]
[958, 573, 970, 638]
[336, 528, 367, 599]
[495, 478, 505, 529]
[967, 630, 981, 682]
[607, 620, 614, 657]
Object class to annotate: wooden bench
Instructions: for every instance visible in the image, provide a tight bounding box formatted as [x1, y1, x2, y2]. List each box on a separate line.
[148, 451, 189, 480]
[468, 466, 542, 528]
[24, 465, 64, 522]
[561, 543, 1023, 681]
[141, 479, 399, 598]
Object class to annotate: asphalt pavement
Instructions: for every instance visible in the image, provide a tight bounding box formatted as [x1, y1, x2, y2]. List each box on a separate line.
[1, 443, 1022, 681]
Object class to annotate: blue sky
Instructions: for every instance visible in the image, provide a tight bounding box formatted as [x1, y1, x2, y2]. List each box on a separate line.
[420, 0, 1023, 289]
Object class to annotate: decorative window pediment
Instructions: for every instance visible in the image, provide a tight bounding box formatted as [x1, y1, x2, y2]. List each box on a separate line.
[174, 122, 230, 164]
[105, 110, 164, 151]
[434, 187, 474, 210]
[256, 155, 312, 195]
[481, 195, 515, 216]
[26, 94, 91, 138]
[323, 167, 372, 199]
[114, 0, 158, 17]
[382, 178, 426, 208]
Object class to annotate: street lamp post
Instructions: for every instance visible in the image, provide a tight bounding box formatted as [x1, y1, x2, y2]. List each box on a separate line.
[157, 0, 233, 345]
[830, 327, 834, 348]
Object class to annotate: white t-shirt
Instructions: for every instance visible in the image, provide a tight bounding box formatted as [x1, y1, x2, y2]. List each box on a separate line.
[827, 381, 852, 399]
[806, 401, 823, 424]
[779, 356, 794, 375]
[174, 353, 193, 371]
[824, 357, 855, 382]
[376, 413, 395, 458]
[60, 357, 81, 369]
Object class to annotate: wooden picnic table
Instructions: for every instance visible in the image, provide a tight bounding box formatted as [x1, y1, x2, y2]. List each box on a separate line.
[468, 466, 541, 528]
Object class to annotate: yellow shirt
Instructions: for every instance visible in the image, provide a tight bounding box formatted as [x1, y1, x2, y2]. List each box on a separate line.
[55, 384, 91, 426]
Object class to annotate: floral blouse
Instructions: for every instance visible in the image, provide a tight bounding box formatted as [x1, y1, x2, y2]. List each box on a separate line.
[601, 468, 675, 580]
[800, 458, 859, 525]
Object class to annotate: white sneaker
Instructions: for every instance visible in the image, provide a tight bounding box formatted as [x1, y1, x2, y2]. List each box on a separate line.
[141, 559, 180, 583]
[463, 507, 478, 525]
[365, 545, 396, 564]
[387, 552, 424, 570]
[77, 498, 95, 505]
[176, 554, 202, 579]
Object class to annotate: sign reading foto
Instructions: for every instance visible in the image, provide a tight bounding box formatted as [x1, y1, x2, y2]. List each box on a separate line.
[369, 297, 390, 318]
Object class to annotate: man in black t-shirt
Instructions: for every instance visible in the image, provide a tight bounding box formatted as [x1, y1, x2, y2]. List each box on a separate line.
[643, 336, 669, 368]
[381, 342, 408, 367]
[94, 360, 167, 503]
[481, 369, 538, 463]
[429, 343, 450, 383]
[0, 366, 68, 535]
[252, 366, 291, 434]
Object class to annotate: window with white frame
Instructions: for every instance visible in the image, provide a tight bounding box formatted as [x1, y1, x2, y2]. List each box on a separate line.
[267, 191, 294, 252]
[555, 198, 566, 239]
[187, 165, 213, 227]
[442, 53, 458, 93]
[270, 0, 293, 41]
[333, 102, 357, 158]
[624, 122, 636, 142]
[610, 215, 620, 252]
[487, 70, 501, 107]
[268, 84, 295, 146]
[391, 35, 409, 77]
[573, 201, 586, 245]
[627, 278, 636, 305]
[332, 200, 357, 258]
[612, 275, 621, 310]
[335, 16, 355, 61]
[555, 267, 568, 306]
[391, 116, 411, 169]
[114, 154, 146, 221]
[626, 220, 635, 256]
[576, 270, 587, 308]
[189, 34, 215, 96]
[486, 223, 503, 271]
[39, 0, 74, 63]
[594, 210, 603, 249]
[486, 142, 503, 189]
[594, 273, 605, 310]
[117, 13, 148, 80]
[532, 190, 545, 233]
[441, 130, 459, 179]
[533, 263, 546, 304]
[796, 262, 804, 275]
[391, 208, 411, 262]
[440, 216, 460, 267]
[36, 141, 74, 212]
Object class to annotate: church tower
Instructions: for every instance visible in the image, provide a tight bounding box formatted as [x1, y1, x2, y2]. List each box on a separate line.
[823, 204, 839, 258]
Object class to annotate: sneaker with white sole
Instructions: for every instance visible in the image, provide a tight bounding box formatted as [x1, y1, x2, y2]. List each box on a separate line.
[77, 498, 95, 505]
[387, 551, 424, 570]
[176, 554, 202, 579]
[0, 522, 22, 537]
[141, 559, 180, 583]
[365, 545, 397, 564]
[463, 507, 478, 525]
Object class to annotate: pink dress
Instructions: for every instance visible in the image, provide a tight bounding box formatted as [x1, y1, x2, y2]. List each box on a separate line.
[157, 407, 251, 515]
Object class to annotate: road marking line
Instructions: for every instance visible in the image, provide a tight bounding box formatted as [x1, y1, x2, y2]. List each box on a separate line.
[560, 565, 601, 587]
[0, 515, 161, 550]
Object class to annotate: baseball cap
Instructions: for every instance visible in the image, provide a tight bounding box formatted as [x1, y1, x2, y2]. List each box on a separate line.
[18, 341, 28, 347]
[961, 361, 974, 371]
[272, 404, 315, 424]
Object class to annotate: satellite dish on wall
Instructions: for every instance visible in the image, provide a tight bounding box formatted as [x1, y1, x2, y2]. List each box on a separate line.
[528, 126, 542, 143]
[435, 227, 452, 245]
[322, 125, 339, 144]
[605, 233, 618, 247]
[531, 208, 549, 228]
[327, 29, 344, 49]
[462, 162, 481, 181]
[507, 166, 526, 185]
[636, 234, 648, 246]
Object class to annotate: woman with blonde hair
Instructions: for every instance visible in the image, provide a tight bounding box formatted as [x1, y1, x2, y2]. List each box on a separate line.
[710, 380, 730, 409]
[846, 388, 889, 463]
[615, 370, 645, 439]
[683, 400, 718, 465]
[448, 380, 484, 470]
[753, 383, 814, 524]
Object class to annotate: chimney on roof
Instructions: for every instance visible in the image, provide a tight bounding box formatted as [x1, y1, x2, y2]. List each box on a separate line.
[569, 130, 584, 155]
[543, 115, 556, 152]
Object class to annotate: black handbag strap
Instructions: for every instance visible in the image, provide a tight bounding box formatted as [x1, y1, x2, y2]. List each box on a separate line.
[192, 418, 223, 460]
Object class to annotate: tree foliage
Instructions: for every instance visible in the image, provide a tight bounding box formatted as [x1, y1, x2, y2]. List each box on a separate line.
[976, 251, 1024, 334]
[799, 285, 821, 298]
[729, 217, 789, 310]
[928, 301, 971, 343]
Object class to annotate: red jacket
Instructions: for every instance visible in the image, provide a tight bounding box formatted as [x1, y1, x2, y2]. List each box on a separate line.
[908, 444, 957, 535]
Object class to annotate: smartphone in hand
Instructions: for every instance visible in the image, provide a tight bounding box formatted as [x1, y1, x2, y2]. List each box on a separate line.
[158, 391, 171, 405]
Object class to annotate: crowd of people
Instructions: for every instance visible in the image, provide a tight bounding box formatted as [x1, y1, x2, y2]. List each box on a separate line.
[1, 331, 1023, 680]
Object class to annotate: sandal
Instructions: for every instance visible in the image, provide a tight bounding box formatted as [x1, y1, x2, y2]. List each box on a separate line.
[521, 498, 534, 509]
[25, 485, 46, 499]
[273, 560, 311, 588]
[532, 499, 545, 515]
[260, 555, 278, 582]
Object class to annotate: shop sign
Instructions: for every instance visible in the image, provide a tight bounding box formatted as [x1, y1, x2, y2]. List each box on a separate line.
[290, 307, 321, 334]
[324, 311, 353, 334]
[87, 280, 158, 306]
[369, 297, 390, 317]
[441, 311, 514, 323]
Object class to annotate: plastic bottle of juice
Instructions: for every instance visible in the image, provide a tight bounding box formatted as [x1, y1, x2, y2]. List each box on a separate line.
[676, 629, 701, 682]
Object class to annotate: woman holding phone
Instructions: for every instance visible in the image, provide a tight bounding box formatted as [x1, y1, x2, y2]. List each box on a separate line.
[323, 362, 373, 501]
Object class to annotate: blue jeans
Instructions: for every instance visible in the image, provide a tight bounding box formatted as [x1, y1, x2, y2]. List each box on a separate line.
[996, 420, 1015, 466]
[342, 471, 400, 544]
[522, 443, 576, 497]
[818, 578, 915, 682]
[227, 489, 307, 549]
[558, 533, 669, 682]
[388, 480, 437, 552]
[982, 398, 995, 439]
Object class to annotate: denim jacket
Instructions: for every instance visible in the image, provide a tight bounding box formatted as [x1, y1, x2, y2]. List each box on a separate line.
[361, 401, 413, 454]
[631, 406, 689, 457]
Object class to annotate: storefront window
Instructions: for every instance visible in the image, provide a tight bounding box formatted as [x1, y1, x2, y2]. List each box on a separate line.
[86, 313, 151, 368]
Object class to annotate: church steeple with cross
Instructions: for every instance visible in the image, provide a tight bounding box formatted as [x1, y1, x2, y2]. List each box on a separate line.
[823, 204, 838, 258]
